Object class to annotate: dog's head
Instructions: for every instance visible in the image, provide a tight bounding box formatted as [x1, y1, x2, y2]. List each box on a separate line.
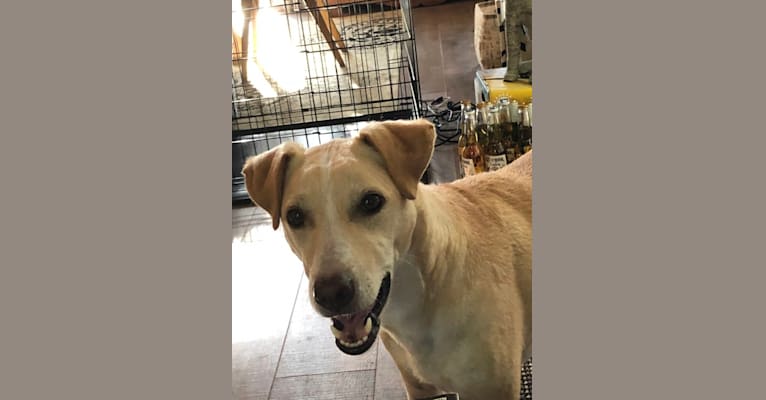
[242, 119, 436, 355]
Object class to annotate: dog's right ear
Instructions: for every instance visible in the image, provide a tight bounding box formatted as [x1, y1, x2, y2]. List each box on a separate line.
[241, 142, 304, 230]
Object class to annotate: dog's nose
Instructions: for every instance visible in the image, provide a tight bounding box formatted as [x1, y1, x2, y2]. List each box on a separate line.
[314, 274, 355, 313]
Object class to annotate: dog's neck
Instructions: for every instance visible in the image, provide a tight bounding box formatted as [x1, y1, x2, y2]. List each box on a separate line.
[409, 184, 472, 288]
[381, 184, 472, 345]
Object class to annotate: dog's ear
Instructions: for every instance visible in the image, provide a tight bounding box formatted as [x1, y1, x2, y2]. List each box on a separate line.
[357, 119, 436, 199]
[241, 142, 304, 230]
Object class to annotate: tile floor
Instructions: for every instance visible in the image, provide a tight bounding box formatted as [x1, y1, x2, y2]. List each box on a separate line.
[232, 1, 478, 398]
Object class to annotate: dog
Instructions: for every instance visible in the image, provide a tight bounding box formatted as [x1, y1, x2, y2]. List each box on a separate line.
[242, 119, 532, 399]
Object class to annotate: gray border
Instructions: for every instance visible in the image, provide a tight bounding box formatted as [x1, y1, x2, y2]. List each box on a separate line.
[535, 0, 766, 398]
[1, 0, 231, 398]
[3, 0, 766, 398]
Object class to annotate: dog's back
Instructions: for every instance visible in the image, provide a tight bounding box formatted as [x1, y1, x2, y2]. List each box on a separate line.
[431, 150, 532, 238]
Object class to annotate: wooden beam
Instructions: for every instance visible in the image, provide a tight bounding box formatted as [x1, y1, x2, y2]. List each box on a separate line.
[305, 0, 347, 67]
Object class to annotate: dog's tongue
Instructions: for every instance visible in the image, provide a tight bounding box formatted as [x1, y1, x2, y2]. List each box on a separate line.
[332, 309, 372, 342]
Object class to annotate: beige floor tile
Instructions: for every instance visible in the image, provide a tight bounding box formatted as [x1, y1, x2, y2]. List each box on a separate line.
[269, 370, 376, 400]
[275, 276, 379, 378]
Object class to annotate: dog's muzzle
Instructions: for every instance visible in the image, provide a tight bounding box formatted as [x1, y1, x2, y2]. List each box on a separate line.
[328, 273, 391, 355]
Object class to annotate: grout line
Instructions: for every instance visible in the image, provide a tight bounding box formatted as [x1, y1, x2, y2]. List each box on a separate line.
[272, 368, 378, 381]
[266, 271, 305, 400]
[371, 340, 380, 400]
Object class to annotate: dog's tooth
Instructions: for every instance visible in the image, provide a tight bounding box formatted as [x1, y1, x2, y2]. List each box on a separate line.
[364, 317, 372, 333]
[362, 335, 368, 342]
[340, 340, 351, 346]
[330, 324, 343, 340]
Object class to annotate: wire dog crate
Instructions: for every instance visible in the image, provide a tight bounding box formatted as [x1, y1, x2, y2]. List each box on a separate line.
[232, 0, 422, 202]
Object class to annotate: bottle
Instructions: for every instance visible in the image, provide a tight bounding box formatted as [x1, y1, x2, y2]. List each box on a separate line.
[527, 102, 533, 151]
[484, 105, 509, 172]
[497, 97, 521, 163]
[459, 105, 485, 177]
[476, 101, 491, 151]
[456, 101, 474, 164]
[520, 102, 533, 154]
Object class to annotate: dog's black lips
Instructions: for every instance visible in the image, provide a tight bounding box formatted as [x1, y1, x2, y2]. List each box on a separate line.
[333, 273, 391, 356]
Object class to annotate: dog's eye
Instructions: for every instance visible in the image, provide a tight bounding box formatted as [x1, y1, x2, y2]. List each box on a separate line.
[285, 207, 305, 228]
[359, 193, 385, 215]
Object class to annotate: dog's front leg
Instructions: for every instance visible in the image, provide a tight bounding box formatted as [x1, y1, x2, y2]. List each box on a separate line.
[380, 331, 441, 400]
[507, 358, 523, 400]
[403, 378, 442, 400]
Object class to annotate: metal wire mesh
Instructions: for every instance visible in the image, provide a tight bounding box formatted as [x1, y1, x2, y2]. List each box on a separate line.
[232, 121, 370, 200]
[232, 0, 421, 201]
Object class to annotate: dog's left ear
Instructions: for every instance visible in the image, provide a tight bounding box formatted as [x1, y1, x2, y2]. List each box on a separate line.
[357, 119, 436, 199]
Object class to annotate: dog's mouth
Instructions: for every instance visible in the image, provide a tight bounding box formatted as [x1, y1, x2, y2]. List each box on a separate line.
[329, 273, 391, 356]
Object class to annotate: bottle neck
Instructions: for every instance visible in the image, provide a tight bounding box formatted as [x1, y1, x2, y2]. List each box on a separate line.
[497, 105, 511, 125]
[526, 103, 533, 128]
[475, 102, 487, 121]
[462, 111, 478, 140]
[511, 101, 521, 125]
[521, 107, 531, 128]
[487, 109, 502, 142]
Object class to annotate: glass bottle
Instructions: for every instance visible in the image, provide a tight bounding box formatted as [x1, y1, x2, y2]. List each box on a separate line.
[476, 101, 491, 151]
[459, 105, 484, 177]
[520, 102, 533, 154]
[484, 105, 509, 172]
[498, 97, 521, 163]
[456, 101, 474, 164]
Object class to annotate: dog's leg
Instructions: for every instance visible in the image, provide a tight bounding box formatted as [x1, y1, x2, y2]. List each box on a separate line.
[508, 357, 523, 400]
[380, 331, 441, 400]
